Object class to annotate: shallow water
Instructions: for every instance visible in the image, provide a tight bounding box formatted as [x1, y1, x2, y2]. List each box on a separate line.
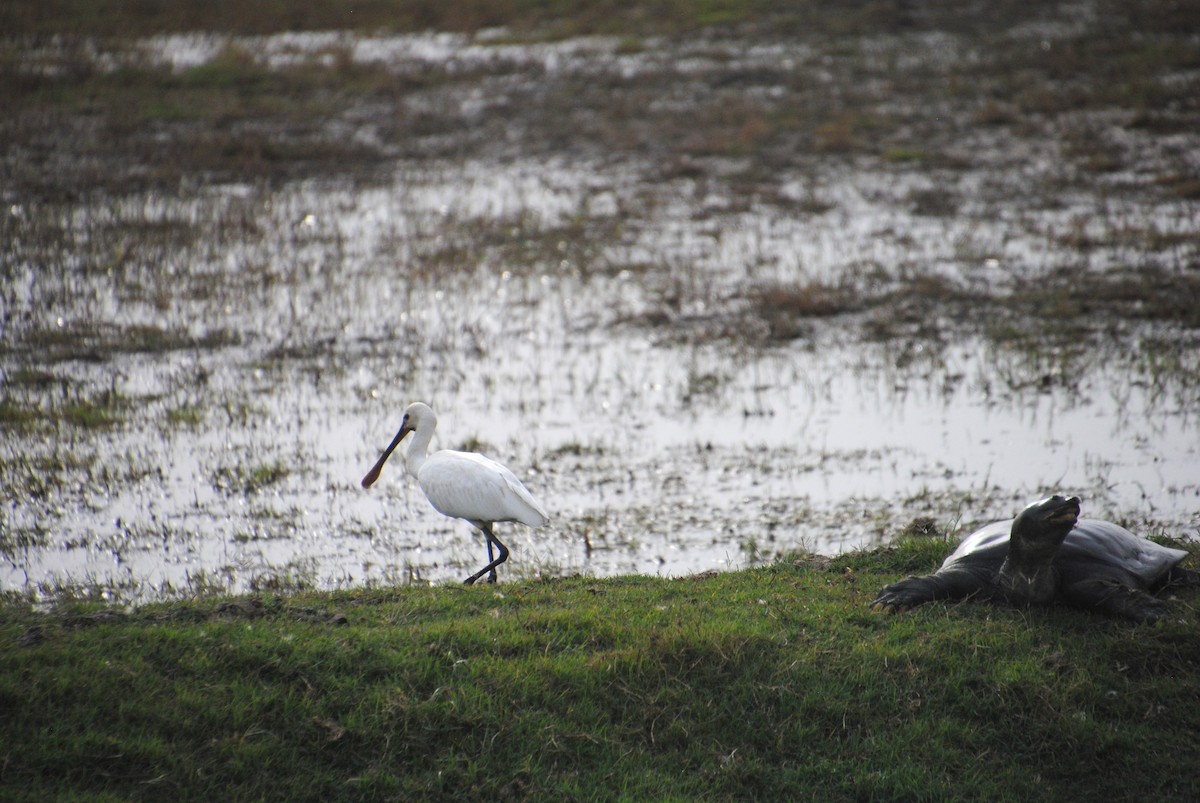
[2, 25, 1198, 604]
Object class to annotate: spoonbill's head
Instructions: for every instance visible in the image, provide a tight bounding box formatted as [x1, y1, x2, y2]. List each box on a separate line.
[361, 402, 438, 488]
[401, 402, 437, 432]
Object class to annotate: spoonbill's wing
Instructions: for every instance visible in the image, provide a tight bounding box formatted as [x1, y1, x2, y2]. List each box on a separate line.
[418, 450, 548, 528]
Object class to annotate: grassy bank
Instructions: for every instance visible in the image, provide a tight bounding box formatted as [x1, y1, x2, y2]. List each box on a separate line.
[4, 541, 1199, 800]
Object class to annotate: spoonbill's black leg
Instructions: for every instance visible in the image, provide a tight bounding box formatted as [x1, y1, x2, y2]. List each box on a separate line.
[464, 524, 510, 585]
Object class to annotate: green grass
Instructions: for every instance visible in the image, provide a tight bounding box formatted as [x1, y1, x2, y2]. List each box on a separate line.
[3, 544, 1199, 800]
[0, 393, 124, 433]
[3, 0, 1191, 45]
[212, 461, 291, 495]
[0, 400, 40, 431]
[0, 0, 793, 39]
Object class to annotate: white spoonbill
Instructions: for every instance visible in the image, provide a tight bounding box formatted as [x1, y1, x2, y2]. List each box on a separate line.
[361, 402, 549, 585]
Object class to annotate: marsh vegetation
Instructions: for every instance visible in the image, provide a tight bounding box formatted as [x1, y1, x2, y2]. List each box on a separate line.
[2, 0, 1199, 604]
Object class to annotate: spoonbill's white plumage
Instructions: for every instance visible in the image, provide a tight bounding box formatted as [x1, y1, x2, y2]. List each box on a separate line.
[361, 402, 548, 585]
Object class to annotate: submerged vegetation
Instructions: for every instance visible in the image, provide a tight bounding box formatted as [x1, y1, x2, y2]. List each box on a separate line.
[2, 1, 1199, 598]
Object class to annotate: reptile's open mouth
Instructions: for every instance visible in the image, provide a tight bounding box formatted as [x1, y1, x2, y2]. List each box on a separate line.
[1048, 497, 1082, 524]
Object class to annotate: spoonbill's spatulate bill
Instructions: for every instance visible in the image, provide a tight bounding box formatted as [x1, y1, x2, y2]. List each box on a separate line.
[361, 402, 548, 585]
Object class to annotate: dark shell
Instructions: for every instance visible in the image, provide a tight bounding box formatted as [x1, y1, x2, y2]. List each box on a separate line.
[944, 517, 1188, 587]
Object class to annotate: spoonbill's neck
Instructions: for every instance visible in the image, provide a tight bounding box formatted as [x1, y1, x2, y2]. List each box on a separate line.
[405, 422, 435, 477]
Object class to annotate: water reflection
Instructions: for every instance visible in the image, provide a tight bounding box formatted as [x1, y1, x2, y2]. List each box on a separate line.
[2, 31, 1197, 605]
